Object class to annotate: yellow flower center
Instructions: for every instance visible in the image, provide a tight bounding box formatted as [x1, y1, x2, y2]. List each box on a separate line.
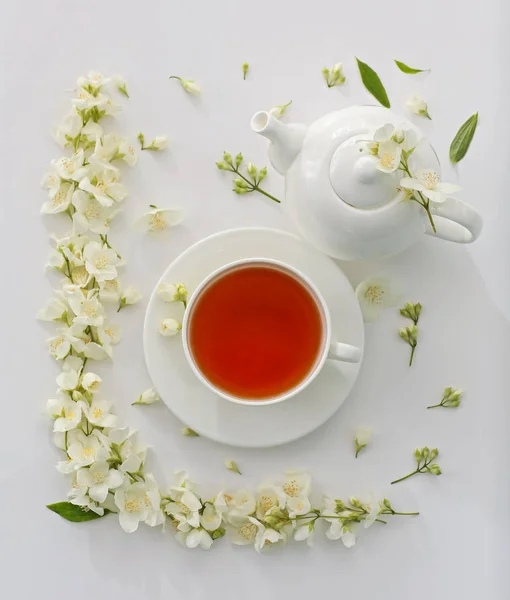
[104, 327, 114, 338]
[148, 213, 166, 232]
[93, 471, 105, 484]
[103, 280, 118, 292]
[61, 158, 73, 173]
[96, 181, 107, 193]
[95, 255, 108, 269]
[85, 203, 101, 219]
[125, 500, 140, 513]
[72, 266, 88, 286]
[84, 305, 97, 318]
[364, 285, 384, 305]
[239, 523, 257, 541]
[65, 409, 75, 420]
[50, 336, 65, 353]
[92, 407, 103, 420]
[258, 496, 275, 514]
[83, 447, 94, 460]
[283, 480, 300, 497]
[177, 502, 191, 516]
[52, 190, 66, 207]
[379, 152, 395, 169]
[421, 171, 440, 190]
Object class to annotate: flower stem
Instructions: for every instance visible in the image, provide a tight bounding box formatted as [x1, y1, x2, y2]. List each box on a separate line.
[409, 344, 416, 366]
[233, 168, 281, 203]
[391, 470, 419, 485]
[427, 403, 443, 409]
[254, 186, 281, 204]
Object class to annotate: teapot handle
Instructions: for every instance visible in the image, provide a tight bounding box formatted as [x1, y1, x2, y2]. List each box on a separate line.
[425, 197, 483, 243]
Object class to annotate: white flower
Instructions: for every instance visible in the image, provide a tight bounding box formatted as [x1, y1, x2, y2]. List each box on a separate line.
[53, 111, 82, 148]
[76, 460, 124, 503]
[158, 318, 182, 337]
[79, 169, 127, 207]
[255, 485, 286, 520]
[68, 477, 105, 516]
[375, 140, 402, 173]
[83, 241, 120, 282]
[132, 387, 160, 406]
[41, 182, 74, 214]
[281, 471, 311, 515]
[135, 207, 184, 233]
[81, 372, 102, 393]
[228, 516, 263, 546]
[355, 428, 372, 447]
[47, 390, 82, 432]
[363, 502, 381, 529]
[169, 76, 201, 95]
[407, 94, 431, 119]
[118, 286, 143, 309]
[41, 170, 61, 197]
[113, 75, 129, 98]
[114, 481, 156, 533]
[400, 169, 461, 205]
[98, 279, 121, 304]
[67, 430, 107, 468]
[81, 398, 117, 427]
[67, 289, 105, 327]
[77, 70, 111, 91]
[200, 504, 223, 532]
[37, 294, 69, 322]
[321, 496, 356, 547]
[47, 332, 71, 360]
[139, 134, 169, 151]
[354, 427, 372, 457]
[226, 489, 256, 521]
[72, 189, 117, 235]
[97, 322, 122, 346]
[269, 101, 292, 119]
[176, 528, 213, 550]
[165, 489, 202, 532]
[355, 276, 400, 322]
[80, 121, 103, 143]
[52, 149, 87, 182]
[55, 355, 83, 390]
[294, 522, 315, 546]
[156, 282, 188, 304]
[254, 525, 285, 553]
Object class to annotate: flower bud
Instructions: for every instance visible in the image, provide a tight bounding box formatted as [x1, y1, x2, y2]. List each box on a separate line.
[233, 178, 248, 189]
[242, 63, 249, 80]
[223, 151, 233, 166]
[393, 129, 405, 144]
[212, 527, 226, 540]
[414, 448, 423, 461]
[322, 67, 330, 83]
[447, 388, 462, 403]
[335, 499, 347, 513]
[216, 161, 230, 170]
[414, 303, 422, 320]
[235, 152, 243, 167]
[399, 327, 410, 343]
[429, 448, 439, 460]
[428, 464, 442, 476]
[383, 498, 392, 510]
[258, 167, 267, 182]
[422, 447, 430, 460]
[247, 162, 257, 178]
[349, 497, 361, 508]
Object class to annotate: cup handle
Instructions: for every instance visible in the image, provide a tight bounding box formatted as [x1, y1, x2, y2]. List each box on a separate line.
[425, 197, 483, 243]
[327, 342, 362, 364]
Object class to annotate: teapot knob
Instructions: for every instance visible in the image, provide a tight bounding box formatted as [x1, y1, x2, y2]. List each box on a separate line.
[329, 137, 399, 209]
[354, 156, 379, 183]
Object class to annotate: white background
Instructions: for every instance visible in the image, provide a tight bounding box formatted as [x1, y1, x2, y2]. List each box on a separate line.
[1, 0, 509, 598]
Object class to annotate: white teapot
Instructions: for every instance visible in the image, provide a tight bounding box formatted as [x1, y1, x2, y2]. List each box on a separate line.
[250, 106, 482, 261]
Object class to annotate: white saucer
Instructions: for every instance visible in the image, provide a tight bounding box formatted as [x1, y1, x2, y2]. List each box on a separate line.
[143, 228, 364, 448]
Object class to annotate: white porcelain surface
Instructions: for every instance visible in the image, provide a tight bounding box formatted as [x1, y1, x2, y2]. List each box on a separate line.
[180, 256, 362, 407]
[252, 105, 483, 261]
[144, 228, 364, 446]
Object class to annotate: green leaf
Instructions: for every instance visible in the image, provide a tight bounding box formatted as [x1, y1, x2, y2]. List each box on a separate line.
[356, 58, 390, 108]
[394, 60, 430, 75]
[449, 113, 479, 164]
[47, 501, 111, 523]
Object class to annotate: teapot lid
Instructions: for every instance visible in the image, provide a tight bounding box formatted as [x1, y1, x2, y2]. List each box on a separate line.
[329, 136, 400, 209]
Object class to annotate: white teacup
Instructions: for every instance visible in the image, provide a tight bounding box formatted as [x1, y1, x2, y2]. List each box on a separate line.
[182, 258, 362, 406]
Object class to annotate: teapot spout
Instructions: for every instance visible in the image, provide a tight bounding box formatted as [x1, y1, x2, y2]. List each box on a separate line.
[251, 111, 306, 175]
